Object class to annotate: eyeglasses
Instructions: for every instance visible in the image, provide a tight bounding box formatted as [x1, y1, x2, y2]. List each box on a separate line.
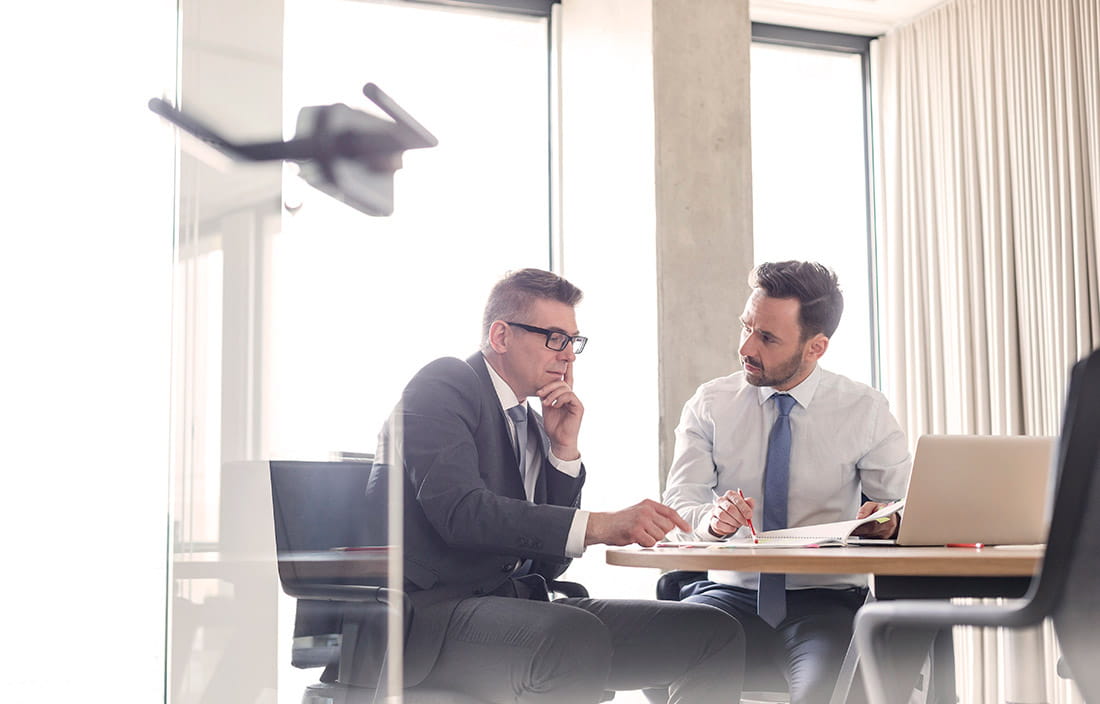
[505, 321, 588, 354]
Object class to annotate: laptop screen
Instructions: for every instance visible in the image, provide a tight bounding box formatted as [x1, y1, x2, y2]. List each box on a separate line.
[894, 435, 1055, 546]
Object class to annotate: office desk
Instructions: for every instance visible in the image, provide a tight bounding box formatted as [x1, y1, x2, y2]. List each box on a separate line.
[606, 545, 1041, 598]
[607, 545, 1046, 703]
[605, 545, 1040, 576]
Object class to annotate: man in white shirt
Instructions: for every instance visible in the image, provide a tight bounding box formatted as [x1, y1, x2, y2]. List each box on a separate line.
[662, 261, 911, 704]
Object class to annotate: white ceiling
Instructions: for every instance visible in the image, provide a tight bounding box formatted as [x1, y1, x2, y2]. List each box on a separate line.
[750, 0, 951, 36]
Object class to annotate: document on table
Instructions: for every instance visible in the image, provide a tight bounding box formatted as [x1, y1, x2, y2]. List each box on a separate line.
[656, 500, 906, 549]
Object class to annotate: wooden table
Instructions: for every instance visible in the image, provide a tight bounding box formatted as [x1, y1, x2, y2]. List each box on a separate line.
[605, 544, 1041, 578]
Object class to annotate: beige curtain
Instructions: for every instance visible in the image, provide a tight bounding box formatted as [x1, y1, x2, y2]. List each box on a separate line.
[874, 0, 1099, 439]
[872, 0, 1099, 702]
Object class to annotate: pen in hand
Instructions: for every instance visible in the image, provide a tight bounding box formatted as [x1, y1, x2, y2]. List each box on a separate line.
[737, 488, 758, 544]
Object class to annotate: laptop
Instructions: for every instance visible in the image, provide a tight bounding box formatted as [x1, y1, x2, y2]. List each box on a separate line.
[881, 434, 1056, 546]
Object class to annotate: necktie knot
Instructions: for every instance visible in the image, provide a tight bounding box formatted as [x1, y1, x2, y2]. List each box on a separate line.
[772, 393, 796, 417]
[507, 404, 527, 425]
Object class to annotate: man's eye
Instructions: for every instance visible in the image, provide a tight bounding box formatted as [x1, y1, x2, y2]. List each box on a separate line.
[548, 333, 567, 346]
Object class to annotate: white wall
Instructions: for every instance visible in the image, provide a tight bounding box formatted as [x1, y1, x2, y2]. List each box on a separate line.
[0, 1, 175, 700]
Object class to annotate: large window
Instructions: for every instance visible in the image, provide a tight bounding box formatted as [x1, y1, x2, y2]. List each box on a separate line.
[271, 0, 553, 460]
[750, 25, 877, 387]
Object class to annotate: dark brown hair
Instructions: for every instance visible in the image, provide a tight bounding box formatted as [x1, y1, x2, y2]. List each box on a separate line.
[749, 261, 843, 339]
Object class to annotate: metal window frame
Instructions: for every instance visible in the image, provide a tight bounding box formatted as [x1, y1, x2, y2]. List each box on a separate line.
[751, 22, 882, 389]
[403, 0, 554, 17]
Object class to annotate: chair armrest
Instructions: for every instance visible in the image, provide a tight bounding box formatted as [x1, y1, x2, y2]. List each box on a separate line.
[656, 570, 708, 601]
[548, 579, 589, 598]
[281, 582, 400, 605]
[855, 599, 1040, 704]
[857, 597, 1038, 633]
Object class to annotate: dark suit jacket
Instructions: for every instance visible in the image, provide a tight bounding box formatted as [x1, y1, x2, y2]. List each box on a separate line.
[363, 353, 586, 686]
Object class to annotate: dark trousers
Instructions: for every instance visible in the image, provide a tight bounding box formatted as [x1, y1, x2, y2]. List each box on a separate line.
[416, 595, 745, 703]
[682, 581, 867, 704]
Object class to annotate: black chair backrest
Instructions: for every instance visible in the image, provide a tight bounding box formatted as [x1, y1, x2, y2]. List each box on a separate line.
[1040, 349, 1100, 700]
[269, 460, 376, 589]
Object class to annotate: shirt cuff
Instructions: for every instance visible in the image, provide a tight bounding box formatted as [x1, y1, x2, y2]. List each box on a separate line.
[694, 516, 727, 542]
[548, 451, 582, 477]
[566, 510, 589, 557]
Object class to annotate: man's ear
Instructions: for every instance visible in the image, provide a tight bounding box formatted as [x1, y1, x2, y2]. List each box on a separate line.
[805, 333, 829, 362]
[487, 320, 510, 354]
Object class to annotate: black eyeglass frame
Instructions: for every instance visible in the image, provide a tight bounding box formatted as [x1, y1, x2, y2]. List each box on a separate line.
[505, 321, 588, 353]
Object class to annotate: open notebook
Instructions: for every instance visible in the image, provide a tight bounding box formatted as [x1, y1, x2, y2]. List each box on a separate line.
[657, 501, 905, 549]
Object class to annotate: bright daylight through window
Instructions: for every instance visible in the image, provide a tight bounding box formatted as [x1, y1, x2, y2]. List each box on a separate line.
[273, 0, 552, 460]
[751, 40, 875, 387]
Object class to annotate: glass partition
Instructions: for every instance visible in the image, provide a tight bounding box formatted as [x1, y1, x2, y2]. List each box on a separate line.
[168, 2, 552, 703]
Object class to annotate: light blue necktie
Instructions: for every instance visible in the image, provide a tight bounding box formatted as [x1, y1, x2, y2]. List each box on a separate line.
[759, 392, 796, 627]
[507, 404, 528, 482]
[507, 404, 534, 577]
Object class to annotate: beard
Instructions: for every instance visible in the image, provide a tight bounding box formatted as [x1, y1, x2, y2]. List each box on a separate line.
[742, 346, 805, 388]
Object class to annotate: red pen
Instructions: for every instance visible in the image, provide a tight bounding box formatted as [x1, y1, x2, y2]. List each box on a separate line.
[945, 543, 984, 548]
[737, 488, 759, 544]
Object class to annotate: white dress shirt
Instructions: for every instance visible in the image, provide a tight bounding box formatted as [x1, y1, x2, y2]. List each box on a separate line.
[484, 356, 589, 557]
[662, 364, 911, 589]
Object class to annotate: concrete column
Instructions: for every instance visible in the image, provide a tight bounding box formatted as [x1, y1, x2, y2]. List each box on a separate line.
[653, 0, 754, 485]
[559, 0, 753, 492]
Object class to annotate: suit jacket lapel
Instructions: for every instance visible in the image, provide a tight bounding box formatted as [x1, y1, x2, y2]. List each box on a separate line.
[465, 352, 528, 500]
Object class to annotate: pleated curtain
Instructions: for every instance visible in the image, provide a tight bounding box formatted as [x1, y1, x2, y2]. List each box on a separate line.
[874, 0, 1099, 438]
[872, 1, 1099, 701]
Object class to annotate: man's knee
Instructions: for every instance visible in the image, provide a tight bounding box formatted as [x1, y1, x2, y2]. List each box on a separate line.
[666, 601, 746, 654]
[526, 605, 613, 694]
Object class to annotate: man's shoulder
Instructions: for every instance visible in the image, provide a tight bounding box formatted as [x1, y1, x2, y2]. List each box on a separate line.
[815, 367, 892, 411]
[408, 355, 484, 396]
[818, 367, 885, 398]
[688, 371, 756, 411]
[417, 355, 475, 376]
[697, 370, 751, 396]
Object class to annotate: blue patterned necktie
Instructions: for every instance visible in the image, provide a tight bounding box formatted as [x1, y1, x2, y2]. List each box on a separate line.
[507, 404, 528, 483]
[759, 392, 797, 627]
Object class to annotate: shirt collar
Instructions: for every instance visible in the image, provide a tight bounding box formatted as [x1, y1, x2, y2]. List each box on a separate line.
[483, 353, 526, 412]
[755, 363, 822, 410]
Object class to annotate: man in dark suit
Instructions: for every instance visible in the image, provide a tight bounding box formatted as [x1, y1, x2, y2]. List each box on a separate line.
[365, 268, 744, 703]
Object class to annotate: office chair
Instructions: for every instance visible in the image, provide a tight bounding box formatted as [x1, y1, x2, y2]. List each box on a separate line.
[269, 459, 599, 704]
[854, 348, 1100, 704]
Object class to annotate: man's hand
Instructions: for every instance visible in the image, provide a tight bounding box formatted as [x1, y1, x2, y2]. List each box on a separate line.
[707, 490, 756, 538]
[585, 499, 692, 547]
[850, 501, 900, 539]
[538, 361, 583, 460]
